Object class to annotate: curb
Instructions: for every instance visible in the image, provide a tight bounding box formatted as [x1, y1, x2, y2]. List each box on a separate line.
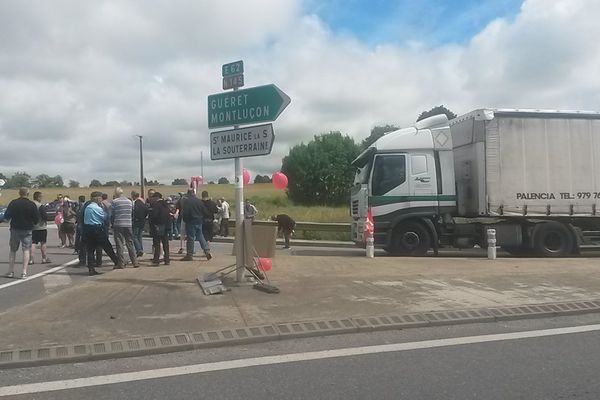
[1, 299, 600, 369]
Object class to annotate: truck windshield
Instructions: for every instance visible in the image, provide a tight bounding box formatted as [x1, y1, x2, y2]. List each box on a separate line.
[352, 147, 375, 185]
[354, 165, 371, 185]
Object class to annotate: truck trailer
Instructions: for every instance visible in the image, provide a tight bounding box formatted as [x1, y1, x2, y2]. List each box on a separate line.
[350, 109, 600, 257]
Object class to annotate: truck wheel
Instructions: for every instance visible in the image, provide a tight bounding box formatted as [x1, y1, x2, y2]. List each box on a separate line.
[533, 222, 574, 257]
[389, 222, 431, 256]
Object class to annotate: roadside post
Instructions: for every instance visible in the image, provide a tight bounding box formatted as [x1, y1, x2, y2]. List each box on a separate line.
[208, 61, 290, 283]
[487, 229, 497, 260]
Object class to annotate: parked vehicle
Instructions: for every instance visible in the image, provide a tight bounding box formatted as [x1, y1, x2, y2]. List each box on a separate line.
[0, 206, 6, 222]
[351, 109, 600, 257]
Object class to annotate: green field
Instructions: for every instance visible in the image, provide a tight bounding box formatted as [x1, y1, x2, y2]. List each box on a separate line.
[0, 184, 351, 223]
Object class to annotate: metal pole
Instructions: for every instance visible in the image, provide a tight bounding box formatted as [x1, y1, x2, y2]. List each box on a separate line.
[235, 156, 245, 282]
[233, 88, 245, 283]
[201, 151, 204, 182]
[137, 135, 145, 199]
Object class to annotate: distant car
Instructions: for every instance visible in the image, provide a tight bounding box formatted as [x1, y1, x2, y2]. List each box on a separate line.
[0, 206, 6, 222]
[42, 200, 60, 222]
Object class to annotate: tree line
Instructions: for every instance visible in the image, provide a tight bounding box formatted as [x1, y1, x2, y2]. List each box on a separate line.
[0, 174, 272, 189]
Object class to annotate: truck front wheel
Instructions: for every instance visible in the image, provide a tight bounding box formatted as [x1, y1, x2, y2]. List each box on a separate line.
[388, 222, 431, 256]
[533, 222, 574, 257]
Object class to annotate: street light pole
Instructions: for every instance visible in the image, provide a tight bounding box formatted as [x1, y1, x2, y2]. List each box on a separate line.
[137, 135, 144, 199]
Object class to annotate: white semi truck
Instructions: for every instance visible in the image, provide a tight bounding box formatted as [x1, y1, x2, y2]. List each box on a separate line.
[350, 109, 600, 257]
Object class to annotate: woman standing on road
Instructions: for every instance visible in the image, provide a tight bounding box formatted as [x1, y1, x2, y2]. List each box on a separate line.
[54, 194, 66, 248]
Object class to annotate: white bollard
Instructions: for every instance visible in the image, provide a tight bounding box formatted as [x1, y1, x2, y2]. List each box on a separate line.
[487, 228, 497, 260]
[366, 231, 375, 258]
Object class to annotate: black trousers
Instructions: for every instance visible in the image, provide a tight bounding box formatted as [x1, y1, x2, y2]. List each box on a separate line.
[152, 224, 170, 262]
[83, 225, 118, 267]
[220, 218, 229, 237]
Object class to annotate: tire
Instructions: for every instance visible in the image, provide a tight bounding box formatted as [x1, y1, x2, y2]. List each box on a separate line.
[533, 222, 574, 257]
[388, 221, 431, 256]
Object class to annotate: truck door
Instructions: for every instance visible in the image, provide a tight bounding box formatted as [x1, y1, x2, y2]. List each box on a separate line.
[370, 154, 408, 197]
[409, 153, 437, 198]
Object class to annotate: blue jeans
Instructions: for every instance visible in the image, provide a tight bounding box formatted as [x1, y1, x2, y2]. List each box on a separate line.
[132, 224, 144, 254]
[185, 223, 210, 256]
[168, 219, 178, 240]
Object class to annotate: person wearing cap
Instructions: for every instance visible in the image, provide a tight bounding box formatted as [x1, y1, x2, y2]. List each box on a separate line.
[83, 191, 119, 275]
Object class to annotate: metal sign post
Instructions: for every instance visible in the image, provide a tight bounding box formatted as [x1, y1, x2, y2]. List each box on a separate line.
[234, 147, 245, 283]
[209, 60, 290, 284]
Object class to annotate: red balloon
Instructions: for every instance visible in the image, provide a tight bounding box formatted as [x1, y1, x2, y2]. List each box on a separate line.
[243, 168, 251, 186]
[272, 172, 288, 189]
[258, 257, 272, 272]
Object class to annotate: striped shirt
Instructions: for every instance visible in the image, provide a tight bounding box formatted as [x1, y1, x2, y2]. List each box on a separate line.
[111, 196, 133, 228]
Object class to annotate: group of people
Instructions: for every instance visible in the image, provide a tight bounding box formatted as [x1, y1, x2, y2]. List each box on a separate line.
[4, 186, 296, 279]
[4, 187, 223, 277]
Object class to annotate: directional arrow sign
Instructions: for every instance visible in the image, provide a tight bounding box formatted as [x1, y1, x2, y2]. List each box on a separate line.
[207, 84, 291, 129]
[210, 123, 274, 160]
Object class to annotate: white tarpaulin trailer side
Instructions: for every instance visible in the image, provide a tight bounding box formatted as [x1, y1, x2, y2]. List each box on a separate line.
[450, 109, 600, 217]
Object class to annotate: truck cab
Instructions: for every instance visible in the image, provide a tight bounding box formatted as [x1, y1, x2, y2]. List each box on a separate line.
[351, 114, 457, 255]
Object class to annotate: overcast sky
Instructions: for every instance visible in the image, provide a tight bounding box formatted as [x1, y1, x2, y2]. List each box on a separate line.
[1, 0, 599, 185]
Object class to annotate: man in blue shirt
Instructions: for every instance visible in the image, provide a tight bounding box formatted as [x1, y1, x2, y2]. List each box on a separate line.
[83, 191, 119, 276]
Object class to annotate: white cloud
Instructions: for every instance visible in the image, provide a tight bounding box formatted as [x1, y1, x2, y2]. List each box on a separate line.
[0, 0, 599, 185]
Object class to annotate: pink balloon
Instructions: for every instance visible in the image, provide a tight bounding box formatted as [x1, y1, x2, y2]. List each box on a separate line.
[272, 172, 288, 189]
[258, 257, 272, 272]
[243, 168, 250, 186]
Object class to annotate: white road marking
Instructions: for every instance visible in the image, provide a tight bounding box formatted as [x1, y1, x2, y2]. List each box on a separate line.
[0, 259, 78, 290]
[2, 323, 600, 396]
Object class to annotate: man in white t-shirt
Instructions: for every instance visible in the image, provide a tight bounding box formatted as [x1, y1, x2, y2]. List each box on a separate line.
[218, 197, 230, 237]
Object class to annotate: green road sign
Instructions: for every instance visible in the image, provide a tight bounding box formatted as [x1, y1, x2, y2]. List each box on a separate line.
[208, 84, 291, 129]
[222, 60, 243, 77]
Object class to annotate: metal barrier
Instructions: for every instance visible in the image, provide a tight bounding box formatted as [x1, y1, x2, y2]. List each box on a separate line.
[227, 220, 351, 238]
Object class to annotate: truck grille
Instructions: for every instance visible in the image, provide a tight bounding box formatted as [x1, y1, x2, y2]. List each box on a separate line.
[351, 200, 359, 216]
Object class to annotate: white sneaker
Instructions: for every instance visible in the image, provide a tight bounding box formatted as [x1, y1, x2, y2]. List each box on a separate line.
[5, 272, 14, 278]
[21, 273, 27, 279]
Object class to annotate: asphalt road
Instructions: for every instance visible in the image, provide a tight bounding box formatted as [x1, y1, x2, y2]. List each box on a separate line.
[1, 314, 600, 399]
[0, 225, 234, 312]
